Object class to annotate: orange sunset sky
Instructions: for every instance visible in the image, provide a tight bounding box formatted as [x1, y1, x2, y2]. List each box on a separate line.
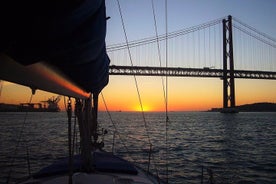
[1, 77, 275, 112]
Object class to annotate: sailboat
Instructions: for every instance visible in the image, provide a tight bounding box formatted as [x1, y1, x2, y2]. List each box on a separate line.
[0, 0, 163, 183]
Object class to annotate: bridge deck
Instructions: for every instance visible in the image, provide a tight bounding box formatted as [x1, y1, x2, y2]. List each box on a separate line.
[109, 66, 276, 80]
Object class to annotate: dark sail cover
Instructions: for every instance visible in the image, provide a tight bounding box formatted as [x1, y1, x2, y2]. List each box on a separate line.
[0, 0, 109, 93]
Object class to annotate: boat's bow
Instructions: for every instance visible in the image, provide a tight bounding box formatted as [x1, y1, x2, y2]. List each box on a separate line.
[20, 151, 162, 184]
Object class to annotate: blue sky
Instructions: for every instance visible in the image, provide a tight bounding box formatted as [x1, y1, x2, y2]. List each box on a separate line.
[105, 0, 275, 45]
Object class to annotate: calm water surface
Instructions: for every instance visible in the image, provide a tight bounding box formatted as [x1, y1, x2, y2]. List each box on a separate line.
[0, 112, 276, 183]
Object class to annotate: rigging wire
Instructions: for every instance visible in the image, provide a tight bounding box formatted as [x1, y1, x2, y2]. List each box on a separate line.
[106, 57, 154, 166]
[73, 109, 79, 154]
[63, 96, 68, 112]
[165, 0, 169, 183]
[101, 92, 160, 177]
[150, 0, 167, 118]
[150, 0, 165, 180]
[6, 92, 34, 184]
[67, 97, 73, 184]
[0, 80, 3, 99]
[100, 92, 137, 162]
[115, 0, 152, 147]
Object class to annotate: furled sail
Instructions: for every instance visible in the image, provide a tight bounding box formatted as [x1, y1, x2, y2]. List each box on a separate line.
[0, 0, 110, 96]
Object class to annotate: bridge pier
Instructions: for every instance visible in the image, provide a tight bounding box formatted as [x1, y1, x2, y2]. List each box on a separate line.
[222, 15, 237, 113]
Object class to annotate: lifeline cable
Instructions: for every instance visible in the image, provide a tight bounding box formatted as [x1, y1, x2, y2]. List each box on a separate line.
[6, 92, 34, 184]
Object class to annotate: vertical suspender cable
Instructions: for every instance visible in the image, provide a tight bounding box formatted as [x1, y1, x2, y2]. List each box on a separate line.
[215, 25, 218, 68]
[198, 29, 201, 67]
[203, 28, 205, 67]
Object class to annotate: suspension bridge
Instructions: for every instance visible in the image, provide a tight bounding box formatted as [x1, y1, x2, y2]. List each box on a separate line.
[107, 15, 276, 110]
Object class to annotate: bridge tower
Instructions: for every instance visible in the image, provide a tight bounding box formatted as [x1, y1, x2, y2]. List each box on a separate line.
[222, 15, 236, 110]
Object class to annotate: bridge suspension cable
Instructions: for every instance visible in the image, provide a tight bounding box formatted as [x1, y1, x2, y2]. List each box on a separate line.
[232, 17, 276, 71]
[107, 17, 225, 52]
[233, 24, 276, 48]
[107, 15, 276, 73]
[233, 17, 276, 43]
[108, 20, 223, 69]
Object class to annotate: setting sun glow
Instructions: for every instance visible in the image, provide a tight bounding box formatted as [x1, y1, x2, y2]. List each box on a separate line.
[134, 104, 152, 112]
[1, 76, 276, 112]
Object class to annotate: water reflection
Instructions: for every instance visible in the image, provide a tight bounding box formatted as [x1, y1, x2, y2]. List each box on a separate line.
[1, 112, 276, 183]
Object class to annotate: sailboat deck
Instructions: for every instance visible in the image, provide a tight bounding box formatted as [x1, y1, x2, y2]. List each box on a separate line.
[21, 169, 158, 184]
[20, 151, 161, 184]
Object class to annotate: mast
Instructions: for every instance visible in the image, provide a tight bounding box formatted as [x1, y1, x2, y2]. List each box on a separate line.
[75, 98, 92, 171]
[75, 92, 99, 172]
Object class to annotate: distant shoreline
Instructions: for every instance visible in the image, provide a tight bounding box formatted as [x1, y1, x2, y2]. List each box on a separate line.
[209, 102, 276, 112]
[1, 102, 275, 113]
[0, 103, 60, 112]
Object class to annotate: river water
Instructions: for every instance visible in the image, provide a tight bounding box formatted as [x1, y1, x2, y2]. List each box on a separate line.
[0, 111, 275, 183]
